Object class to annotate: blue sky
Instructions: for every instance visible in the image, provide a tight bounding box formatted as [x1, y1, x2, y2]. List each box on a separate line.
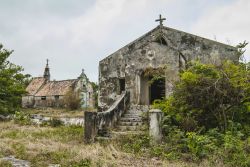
[0, 0, 249, 82]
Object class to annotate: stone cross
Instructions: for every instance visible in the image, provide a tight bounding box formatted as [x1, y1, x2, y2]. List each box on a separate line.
[155, 14, 166, 26]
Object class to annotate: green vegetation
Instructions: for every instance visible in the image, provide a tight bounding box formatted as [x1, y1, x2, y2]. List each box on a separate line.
[152, 60, 250, 166]
[21, 108, 85, 118]
[0, 160, 12, 167]
[64, 90, 82, 110]
[0, 122, 176, 167]
[0, 44, 30, 115]
[13, 111, 32, 125]
[38, 117, 64, 127]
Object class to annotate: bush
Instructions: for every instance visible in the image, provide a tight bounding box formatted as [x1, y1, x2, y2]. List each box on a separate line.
[186, 132, 218, 160]
[154, 61, 250, 133]
[48, 118, 63, 127]
[64, 90, 81, 110]
[117, 133, 150, 155]
[220, 131, 250, 167]
[152, 61, 250, 166]
[13, 111, 31, 125]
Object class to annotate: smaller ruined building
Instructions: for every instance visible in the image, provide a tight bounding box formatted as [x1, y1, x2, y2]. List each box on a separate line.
[22, 60, 94, 108]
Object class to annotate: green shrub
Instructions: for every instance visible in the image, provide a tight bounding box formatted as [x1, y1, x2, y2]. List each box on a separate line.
[154, 61, 250, 133]
[48, 118, 63, 127]
[117, 134, 150, 155]
[186, 132, 217, 160]
[13, 111, 31, 125]
[151, 61, 250, 165]
[220, 131, 250, 167]
[64, 90, 81, 110]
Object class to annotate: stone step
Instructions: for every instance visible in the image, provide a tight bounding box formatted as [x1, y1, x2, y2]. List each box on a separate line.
[122, 114, 141, 117]
[111, 131, 145, 136]
[122, 116, 141, 119]
[120, 117, 142, 122]
[126, 110, 143, 114]
[125, 113, 142, 116]
[118, 121, 143, 126]
[116, 125, 142, 131]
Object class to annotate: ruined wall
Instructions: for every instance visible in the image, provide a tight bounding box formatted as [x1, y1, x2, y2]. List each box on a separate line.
[98, 52, 126, 111]
[99, 26, 238, 110]
[22, 96, 35, 108]
[34, 96, 65, 108]
[76, 78, 95, 108]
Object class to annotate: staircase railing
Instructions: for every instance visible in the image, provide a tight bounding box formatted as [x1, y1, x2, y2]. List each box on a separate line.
[84, 91, 130, 143]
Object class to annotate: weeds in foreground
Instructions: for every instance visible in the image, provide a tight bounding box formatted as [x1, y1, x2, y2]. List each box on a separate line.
[0, 160, 12, 167]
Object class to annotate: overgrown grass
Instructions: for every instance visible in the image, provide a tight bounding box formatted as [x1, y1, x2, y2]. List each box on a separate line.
[0, 121, 173, 167]
[21, 108, 95, 118]
[113, 130, 250, 167]
[1, 120, 240, 167]
[0, 160, 12, 167]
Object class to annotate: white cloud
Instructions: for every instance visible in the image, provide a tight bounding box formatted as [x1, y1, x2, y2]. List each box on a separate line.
[69, 0, 126, 47]
[1, 0, 247, 83]
[191, 0, 250, 61]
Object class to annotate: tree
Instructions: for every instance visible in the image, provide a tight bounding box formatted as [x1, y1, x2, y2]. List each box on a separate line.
[154, 61, 250, 133]
[0, 44, 29, 115]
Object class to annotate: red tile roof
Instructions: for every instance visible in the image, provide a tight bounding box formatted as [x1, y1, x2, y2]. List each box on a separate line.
[26, 77, 46, 95]
[35, 79, 78, 96]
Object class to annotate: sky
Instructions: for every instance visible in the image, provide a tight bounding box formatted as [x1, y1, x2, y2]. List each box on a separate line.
[0, 0, 249, 82]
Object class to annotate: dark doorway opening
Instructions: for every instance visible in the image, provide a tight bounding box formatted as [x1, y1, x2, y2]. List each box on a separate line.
[150, 78, 165, 104]
[119, 79, 125, 94]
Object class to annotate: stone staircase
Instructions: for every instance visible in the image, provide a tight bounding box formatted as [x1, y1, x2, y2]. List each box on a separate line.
[114, 105, 149, 132]
[96, 105, 149, 140]
[116, 112, 144, 131]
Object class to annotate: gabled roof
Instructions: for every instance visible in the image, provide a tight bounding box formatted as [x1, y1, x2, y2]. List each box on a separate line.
[35, 79, 78, 96]
[26, 77, 46, 95]
[100, 25, 236, 62]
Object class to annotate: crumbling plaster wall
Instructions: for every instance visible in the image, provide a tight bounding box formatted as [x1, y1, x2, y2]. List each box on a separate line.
[22, 96, 35, 108]
[99, 26, 238, 111]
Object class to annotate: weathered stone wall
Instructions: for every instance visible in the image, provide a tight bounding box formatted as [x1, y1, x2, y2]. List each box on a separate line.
[85, 91, 130, 143]
[76, 79, 95, 108]
[99, 26, 238, 110]
[34, 96, 65, 108]
[22, 96, 35, 108]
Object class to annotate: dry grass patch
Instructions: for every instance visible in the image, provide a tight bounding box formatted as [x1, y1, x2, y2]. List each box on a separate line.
[0, 121, 226, 167]
[21, 108, 97, 118]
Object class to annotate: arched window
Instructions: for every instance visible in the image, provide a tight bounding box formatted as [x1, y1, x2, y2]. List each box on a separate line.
[155, 36, 167, 46]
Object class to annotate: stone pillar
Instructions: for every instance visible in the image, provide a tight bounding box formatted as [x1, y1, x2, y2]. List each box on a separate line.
[149, 109, 163, 144]
[84, 111, 97, 143]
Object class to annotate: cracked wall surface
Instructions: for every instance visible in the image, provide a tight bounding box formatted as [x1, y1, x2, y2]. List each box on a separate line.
[98, 26, 238, 111]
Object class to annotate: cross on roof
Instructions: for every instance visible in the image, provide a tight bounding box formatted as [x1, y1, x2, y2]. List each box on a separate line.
[155, 14, 166, 26]
[46, 59, 49, 65]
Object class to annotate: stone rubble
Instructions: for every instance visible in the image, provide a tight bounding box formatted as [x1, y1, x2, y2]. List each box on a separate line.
[30, 114, 84, 126]
[1, 156, 30, 167]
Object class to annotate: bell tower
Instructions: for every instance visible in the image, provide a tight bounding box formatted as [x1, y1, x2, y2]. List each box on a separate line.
[43, 59, 50, 81]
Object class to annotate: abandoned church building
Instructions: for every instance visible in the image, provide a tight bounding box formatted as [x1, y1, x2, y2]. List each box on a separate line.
[98, 16, 238, 111]
[22, 60, 94, 108]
